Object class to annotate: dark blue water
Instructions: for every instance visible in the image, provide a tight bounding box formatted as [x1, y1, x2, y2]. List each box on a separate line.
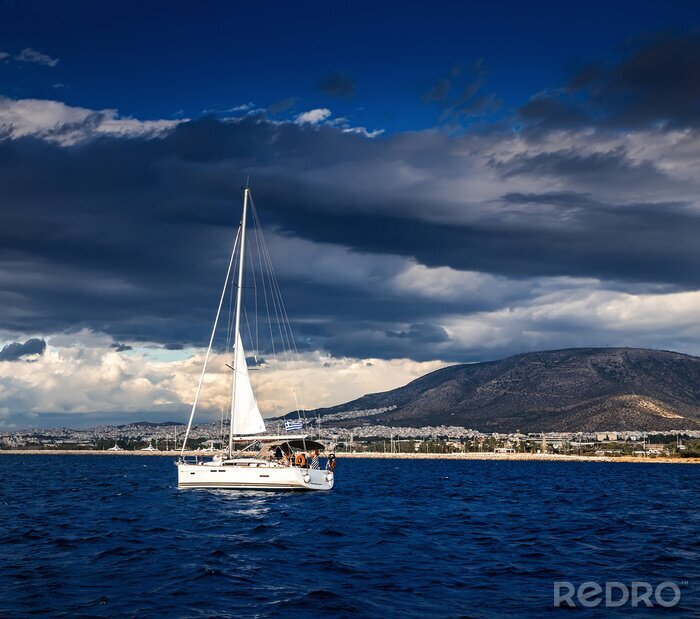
[0, 456, 698, 617]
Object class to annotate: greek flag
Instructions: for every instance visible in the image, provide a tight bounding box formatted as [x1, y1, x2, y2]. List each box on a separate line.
[285, 419, 304, 432]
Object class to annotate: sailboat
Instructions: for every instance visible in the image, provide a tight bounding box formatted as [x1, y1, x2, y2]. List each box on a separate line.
[176, 186, 335, 491]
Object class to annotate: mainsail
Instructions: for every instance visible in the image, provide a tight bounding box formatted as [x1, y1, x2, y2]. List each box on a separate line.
[231, 329, 266, 435]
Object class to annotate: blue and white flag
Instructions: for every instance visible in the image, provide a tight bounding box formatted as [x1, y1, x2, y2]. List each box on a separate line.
[285, 419, 304, 432]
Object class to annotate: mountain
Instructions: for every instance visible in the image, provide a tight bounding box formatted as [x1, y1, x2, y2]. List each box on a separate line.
[293, 348, 700, 432]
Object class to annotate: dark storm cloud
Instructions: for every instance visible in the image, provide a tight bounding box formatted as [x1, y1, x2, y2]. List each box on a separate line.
[517, 93, 591, 131]
[492, 147, 672, 191]
[2, 32, 700, 362]
[518, 33, 700, 131]
[317, 72, 356, 99]
[278, 196, 700, 289]
[319, 322, 452, 361]
[572, 33, 700, 128]
[387, 323, 450, 343]
[0, 338, 46, 361]
[1, 112, 699, 362]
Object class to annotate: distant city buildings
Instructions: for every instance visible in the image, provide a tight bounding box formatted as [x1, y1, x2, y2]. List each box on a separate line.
[1, 421, 699, 456]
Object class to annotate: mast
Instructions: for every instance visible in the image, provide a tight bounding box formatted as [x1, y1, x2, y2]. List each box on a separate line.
[179, 227, 241, 457]
[228, 186, 250, 457]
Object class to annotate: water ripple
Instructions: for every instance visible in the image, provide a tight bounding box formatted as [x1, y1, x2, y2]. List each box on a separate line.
[0, 456, 698, 617]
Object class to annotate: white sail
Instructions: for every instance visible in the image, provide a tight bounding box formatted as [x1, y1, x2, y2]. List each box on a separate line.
[231, 329, 266, 435]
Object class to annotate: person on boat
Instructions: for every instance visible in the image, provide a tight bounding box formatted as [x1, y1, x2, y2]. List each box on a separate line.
[310, 450, 320, 469]
[326, 453, 336, 471]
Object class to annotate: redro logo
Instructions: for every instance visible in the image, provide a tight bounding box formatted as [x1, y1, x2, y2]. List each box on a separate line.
[553, 581, 682, 608]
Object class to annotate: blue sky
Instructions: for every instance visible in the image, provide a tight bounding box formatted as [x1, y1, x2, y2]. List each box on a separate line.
[3, 1, 698, 132]
[2, 1, 700, 427]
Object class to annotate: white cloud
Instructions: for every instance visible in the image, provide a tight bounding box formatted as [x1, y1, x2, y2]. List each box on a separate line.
[341, 125, 384, 138]
[202, 102, 257, 114]
[319, 112, 384, 137]
[0, 329, 446, 426]
[249, 352, 446, 417]
[15, 47, 59, 67]
[0, 97, 183, 145]
[0, 51, 9, 61]
[0, 97, 388, 147]
[442, 288, 700, 356]
[391, 263, 513, 302]
[295, 108, 332, 124]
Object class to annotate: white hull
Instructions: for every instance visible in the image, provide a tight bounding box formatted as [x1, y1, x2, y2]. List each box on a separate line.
[177, 459, 334, 491]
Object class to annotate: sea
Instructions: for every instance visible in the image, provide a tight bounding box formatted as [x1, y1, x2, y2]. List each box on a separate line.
[1, 455, 698, 617]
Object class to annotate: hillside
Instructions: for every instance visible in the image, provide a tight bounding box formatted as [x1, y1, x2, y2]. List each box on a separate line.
[292, 348, 700, 432]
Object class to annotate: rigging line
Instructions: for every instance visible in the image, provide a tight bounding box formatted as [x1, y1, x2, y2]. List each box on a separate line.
[247, 216, 260, 359]
[249, 196, 304, 409]
[251, 206, 292, 368]
[219, 402, 225, 448]
[249, 195, 307, 421]
[180, 226, 241, 456]
[241, 295, 261, 396]
[219, 245, 237, 448]
[222, 242, 239, 448]
[263, 231, 300, 360]
[254, 210, 297, 367]
[240, 238, 254, 349]
[249, 201, 292, 409]
[225, 245, 238, 354]
[224, 357, 234, 448]
[242, 304, 257, 378]
[250, 199, 307, 417]
[257, 222, 278, 375]
[250, 201, 291, 360]
[251, 200, 278, 363]
[260, 226, 292, 365]
[251, 199, 297, 358]
[241, 236, 258, 367]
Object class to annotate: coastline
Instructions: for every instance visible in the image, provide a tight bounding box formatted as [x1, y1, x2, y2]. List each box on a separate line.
[337, 452, 700, 464]
[0, 450, 201, 457]
[1, 449, 698, 464]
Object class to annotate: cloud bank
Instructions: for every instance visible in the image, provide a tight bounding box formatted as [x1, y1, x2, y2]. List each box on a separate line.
[2, 33, 700, 424]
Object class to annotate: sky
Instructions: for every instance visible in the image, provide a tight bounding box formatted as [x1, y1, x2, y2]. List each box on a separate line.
[2, 1, 700, 428]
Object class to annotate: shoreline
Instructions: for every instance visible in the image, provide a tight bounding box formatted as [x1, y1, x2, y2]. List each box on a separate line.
[0, 449, 698, 464]
[336, 452, 700, 464]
